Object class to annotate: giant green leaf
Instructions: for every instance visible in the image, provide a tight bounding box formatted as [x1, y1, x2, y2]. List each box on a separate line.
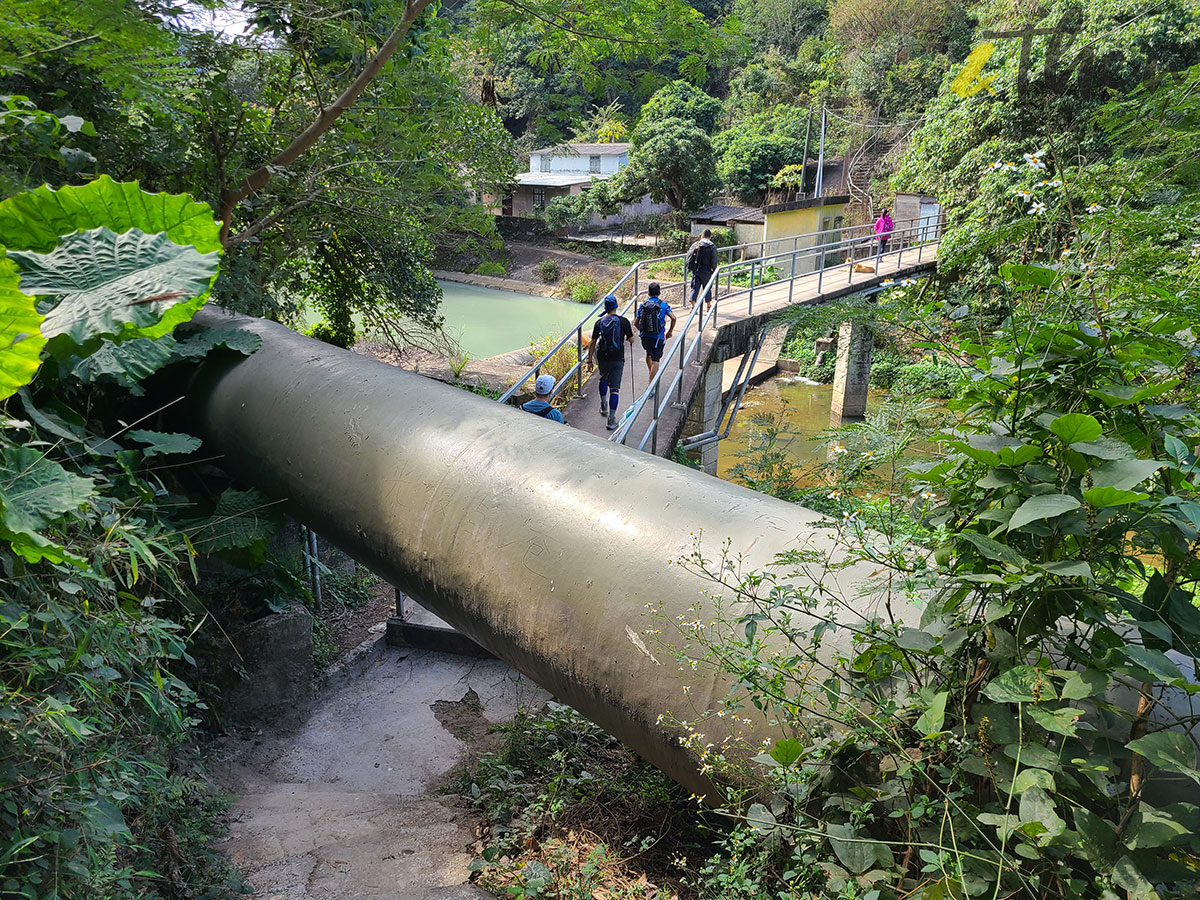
[0, 447, 93, 536]
[187, 488, 281, 557]
[0, 175, 221, 254]
[1126, 732, 1199, 783]
[1007, 493, 1081, 531]
[0, 257, 45, 400]
[983, 665, 1048, 703]
[1049, 413, 1102, 444]
[125, 430, 201, 457]
[11, 227, 218, 345]
[0, 447, 93, 564]
[1018, 786, 1066, 841]
[70, 336, 178, 388]
[1083, 486, 1149, 507]
[1092, 458, 1167, 491]
[825, 823, 878, 874]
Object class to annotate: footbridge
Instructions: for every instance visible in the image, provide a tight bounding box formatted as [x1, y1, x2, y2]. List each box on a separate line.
[498, 217, 942, 466]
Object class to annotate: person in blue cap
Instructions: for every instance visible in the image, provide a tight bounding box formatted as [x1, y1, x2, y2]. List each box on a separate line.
[586, 294, 634, 431]
[635, 282, 676, 382]
[521, 374, 566, 423]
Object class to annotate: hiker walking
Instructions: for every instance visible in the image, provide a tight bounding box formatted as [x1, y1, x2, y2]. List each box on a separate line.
[586, 295, 634, 431]
[521, 374, 566, 423]
[873, 209, 894, 256]
[635, 282, 676, 383]
[686, 229, 719, 310]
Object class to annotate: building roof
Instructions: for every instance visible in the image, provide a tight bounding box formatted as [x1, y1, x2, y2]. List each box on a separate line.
[534, 142, 632, 157]
[690, 204, 765, 225]
[515, 172, 600, 188]
[762, 194, 851, 215]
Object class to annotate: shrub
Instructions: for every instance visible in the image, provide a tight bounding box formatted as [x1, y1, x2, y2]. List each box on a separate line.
[891, 357, 961, 398]
[474, 260, 507, 277]
[561, 272, 599, 304]
[526, 334, 579, 391]
[536, 258, 560, 283]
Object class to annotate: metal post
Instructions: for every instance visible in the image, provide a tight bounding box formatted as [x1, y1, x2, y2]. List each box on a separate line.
[307, 528, 323, 608]
[800, 109, 812, 197]
[749, 259, 755, 315]
[788, 250, 796, 304]
[651, 383, 659, 455]
[576, 327, 583, 396]
[677, 320, 686, 402]
[818, 248, 826, 293]
[815, 107, 827, 199]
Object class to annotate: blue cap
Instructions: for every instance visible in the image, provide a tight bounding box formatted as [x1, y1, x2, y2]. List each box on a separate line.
[534, 374, 555, 395]
[603, 295, 618, 310]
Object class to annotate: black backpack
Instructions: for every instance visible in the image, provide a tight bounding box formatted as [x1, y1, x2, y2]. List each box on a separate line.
[638, 300, 661, 335]
[597, 315, 623, 357]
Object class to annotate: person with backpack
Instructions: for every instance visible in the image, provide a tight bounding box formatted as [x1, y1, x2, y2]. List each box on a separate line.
[586, 295, 634, 431]
[521, 374, 566, 423]
[686, 229, 719, 310]
[635, 282, 676, 383]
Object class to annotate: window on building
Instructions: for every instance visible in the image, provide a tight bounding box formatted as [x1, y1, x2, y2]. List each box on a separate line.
[589, 155, 601, 174]
[532, 187, 546, 209]
[539, 155, 551, 173]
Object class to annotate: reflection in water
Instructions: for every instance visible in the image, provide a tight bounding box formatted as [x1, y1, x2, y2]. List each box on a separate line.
[716, 377, 888, 483]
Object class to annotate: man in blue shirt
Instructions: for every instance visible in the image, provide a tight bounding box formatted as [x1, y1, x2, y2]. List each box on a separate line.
[521, 374, 566, 423]
[635, 282, 676, 382]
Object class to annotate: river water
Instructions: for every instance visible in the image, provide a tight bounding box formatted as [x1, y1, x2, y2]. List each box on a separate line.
[716, 376, 888, 482]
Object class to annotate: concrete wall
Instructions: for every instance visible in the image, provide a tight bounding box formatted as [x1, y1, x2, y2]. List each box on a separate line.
[762, 202, 848, 273]
[530, 152, 625, 176]
[510, 184, 575, 217]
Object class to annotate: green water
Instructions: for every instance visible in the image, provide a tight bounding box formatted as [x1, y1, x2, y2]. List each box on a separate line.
[434, 281, 586, 359]
[301, 280, 587, 359]
[717, 377, 887, 482]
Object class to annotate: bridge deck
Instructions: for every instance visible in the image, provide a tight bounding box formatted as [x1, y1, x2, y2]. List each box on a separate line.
[561, 243, 939, 451]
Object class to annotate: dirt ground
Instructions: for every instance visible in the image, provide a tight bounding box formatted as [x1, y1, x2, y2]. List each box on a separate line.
[502, 240, 629, 289]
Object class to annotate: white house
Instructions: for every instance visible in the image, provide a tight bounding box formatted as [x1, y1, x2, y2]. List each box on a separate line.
[504, 143, 671, 229]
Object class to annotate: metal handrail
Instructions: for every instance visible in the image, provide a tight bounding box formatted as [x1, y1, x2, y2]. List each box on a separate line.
[609, 216, 944, 451]
[498, 215, 941, 405]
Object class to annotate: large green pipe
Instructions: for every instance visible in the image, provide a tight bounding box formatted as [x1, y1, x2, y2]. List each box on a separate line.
[184, 309, 891, 795]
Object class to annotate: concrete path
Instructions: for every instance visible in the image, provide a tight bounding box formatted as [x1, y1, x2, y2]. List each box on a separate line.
[214, 643, 549, 900]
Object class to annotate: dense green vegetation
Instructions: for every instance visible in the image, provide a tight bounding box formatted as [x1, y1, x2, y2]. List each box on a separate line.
[3, 1, 1200, 899]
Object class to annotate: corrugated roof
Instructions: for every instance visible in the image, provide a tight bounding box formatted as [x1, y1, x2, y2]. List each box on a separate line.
[690, 204, 765, 224]
[515, 172, 599, 187]
[533, 142, 632, 156]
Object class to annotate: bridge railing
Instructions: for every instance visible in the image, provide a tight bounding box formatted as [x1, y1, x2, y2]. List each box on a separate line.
[608, 215, 945, 453]
[496, 215, 941, 407]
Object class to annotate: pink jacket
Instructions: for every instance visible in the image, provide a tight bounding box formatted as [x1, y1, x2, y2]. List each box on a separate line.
[874, 214, 894, 239]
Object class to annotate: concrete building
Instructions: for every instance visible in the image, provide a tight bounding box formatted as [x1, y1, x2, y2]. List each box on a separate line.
[503, 143, 671, 228]
[892, 191, 944, 240]
[688, 195, 850, 265]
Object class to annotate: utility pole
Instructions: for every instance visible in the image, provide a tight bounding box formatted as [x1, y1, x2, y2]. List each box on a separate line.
[814, 107, 827, 199]
[800, 109, 812, 197]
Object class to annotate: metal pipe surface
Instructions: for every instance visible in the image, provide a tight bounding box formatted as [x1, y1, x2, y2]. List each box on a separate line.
[183, 310, 895, 794]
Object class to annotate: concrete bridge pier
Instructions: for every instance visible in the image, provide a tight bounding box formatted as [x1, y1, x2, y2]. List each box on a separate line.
[830, 319, 873, 423]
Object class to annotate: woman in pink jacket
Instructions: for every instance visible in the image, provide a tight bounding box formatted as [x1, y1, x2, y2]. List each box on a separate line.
[874, 209, 894, 254]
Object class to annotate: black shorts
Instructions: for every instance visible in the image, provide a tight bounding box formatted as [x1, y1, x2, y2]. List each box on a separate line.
[641, 335, 664, 361]
[597, 358, 624, 387]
